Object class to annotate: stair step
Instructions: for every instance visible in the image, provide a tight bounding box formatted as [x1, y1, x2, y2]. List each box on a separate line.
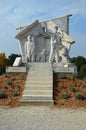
[28, 75, 52, 77]
[25, 84, 52, 87]
[23, 90, 52, 95]
[25, 86, 52, 90]
[28, 73, 52, 76]
[21, 63, 53, 105]
[22, 95, 52, 100]
[21, 99, 53, 105]
[27, 77, 52, 81]
[26, 81, 52, 85]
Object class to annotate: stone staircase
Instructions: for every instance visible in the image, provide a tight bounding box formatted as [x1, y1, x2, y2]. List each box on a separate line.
[21, 62, 53, 105]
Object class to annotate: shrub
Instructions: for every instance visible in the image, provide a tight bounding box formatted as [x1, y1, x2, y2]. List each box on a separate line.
[84, 80, 86, 84]
[75, 93, 85, 100]
[58, 73, 66, 79]
[72, 72, 78, 78]
[5, 74, 8, 78]
[6, 80, 12, 85]
[82, 80, 86, 88]
[61, 93, 69, 99]
[19, 73, 25, 79]
[4, 86, 8, 89]
[0, 91, 5, 99]
[13, 91, 20, 97]
[70, 87, 76, 92]
[17, 85, 21, 89]
[61, 83, 65, 89]
[71, 83, 76, 88]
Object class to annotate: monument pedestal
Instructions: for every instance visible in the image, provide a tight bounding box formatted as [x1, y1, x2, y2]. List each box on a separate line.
[6, 66, 27, 73]
[53, 62, 77, 73]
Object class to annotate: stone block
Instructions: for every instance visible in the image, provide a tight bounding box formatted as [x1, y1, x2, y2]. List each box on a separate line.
[6, 67, 26, 73]
[53, 66, 77, 73]
[13, 57, 21, 66]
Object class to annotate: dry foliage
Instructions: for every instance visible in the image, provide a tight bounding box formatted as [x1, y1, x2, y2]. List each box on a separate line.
[54, 77, 86, 108]
[0, 73, 27, 108]
[0, 73, 86, 108]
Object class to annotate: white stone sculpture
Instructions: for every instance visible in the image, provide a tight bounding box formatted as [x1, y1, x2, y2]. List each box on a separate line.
[15, 15, 75, 65]
[59, 44, 68, 62]
[38, 49, 48, 62]
[26, 35, 35, 62]
[49, 26, 62, 63]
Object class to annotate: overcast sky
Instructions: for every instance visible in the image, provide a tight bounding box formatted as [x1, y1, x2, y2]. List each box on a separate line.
[0, 0, 86, 58]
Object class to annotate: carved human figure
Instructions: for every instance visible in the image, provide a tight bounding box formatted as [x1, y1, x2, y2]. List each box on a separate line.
[37, 49, 48, 62]
[59, 30, 70, 63]
[26, 35, 35, 62]
[40, 49, 48, 62]
[49, 26, 62, 63]
[59, 44, 68, 62]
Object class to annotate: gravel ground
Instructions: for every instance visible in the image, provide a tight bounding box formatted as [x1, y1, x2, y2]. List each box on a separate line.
[0, 106, 86, 130]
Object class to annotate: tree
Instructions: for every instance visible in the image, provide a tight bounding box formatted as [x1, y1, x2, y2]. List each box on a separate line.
[71, 56, 86, 72]
[0, 53, 9, 73]
[8, 54, 21, 66]
[80, 65, 86, 76]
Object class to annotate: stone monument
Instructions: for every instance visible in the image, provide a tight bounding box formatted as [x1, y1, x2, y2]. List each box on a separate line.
[15, 14, 77, 73]
[10, 14, 77, 105]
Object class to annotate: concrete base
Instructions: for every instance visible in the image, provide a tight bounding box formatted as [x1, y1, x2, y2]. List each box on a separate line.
[21, 100, 53, 106]
[53, 62, 77, 73]
[6, 66, 27, 73]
